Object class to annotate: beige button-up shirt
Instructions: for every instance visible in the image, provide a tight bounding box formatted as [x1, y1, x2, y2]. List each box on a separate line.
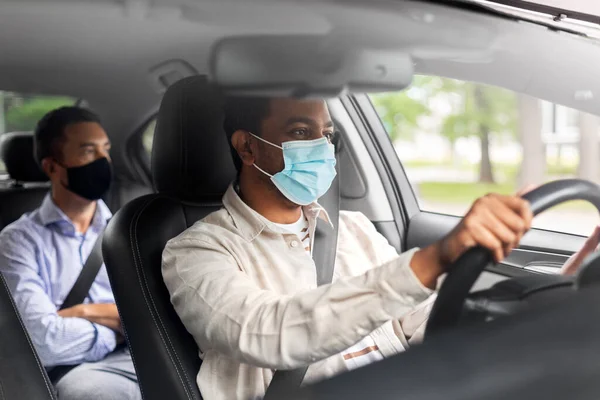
[162, 184, 434, 400]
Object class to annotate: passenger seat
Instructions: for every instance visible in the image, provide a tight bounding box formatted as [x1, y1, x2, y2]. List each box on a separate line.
[0, 132, 50, 231]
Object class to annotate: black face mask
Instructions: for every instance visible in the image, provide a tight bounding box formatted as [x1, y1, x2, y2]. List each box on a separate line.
[59, 157, 112, 201]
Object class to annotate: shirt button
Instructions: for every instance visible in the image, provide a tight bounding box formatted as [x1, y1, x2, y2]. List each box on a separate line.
[290, 240, 299, 248]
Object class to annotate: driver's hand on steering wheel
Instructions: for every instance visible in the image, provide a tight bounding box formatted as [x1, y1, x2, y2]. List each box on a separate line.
[411, 193, 533, 289]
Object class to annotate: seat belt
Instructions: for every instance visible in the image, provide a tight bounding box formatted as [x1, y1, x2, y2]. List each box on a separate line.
[48, 229, 107, 384]
[263, 173, 340, 399]
[59, 230, 105, 310]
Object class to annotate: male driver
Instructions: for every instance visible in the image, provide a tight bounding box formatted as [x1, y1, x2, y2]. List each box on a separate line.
[0, 107, 141, 399]
[162, 97, 594, 400]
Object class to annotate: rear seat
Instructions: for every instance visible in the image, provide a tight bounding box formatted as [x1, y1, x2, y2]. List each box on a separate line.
[0, 132, 50, 231]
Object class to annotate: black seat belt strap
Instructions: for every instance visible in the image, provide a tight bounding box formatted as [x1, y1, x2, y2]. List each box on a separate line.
[49, 228, 107, 383]
[59, 229, 106, 311]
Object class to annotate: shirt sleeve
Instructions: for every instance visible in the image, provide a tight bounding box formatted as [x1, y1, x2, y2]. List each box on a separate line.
[397, 294, 437, 345]
[0, 228, 116, 367]
[341, 211, 434, 294]
[162, 236, 431, 370]
[338, 211, 436, 348]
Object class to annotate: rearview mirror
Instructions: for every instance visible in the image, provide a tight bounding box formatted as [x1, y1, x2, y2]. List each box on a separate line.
[209, 35, 414, 97]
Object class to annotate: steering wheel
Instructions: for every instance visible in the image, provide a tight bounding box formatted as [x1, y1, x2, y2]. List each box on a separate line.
[425, 179, 600, 339]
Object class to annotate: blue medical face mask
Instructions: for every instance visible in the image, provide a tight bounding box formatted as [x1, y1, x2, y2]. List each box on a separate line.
[249, 133, 337, 206]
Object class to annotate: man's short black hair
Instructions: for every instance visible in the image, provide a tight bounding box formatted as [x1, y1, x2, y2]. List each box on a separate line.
[34, 106, 101, 167]
[223, 97, 271, 173]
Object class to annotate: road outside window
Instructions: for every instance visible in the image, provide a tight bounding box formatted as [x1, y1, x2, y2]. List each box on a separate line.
[371, 75, 600, 236]
[0, 91, 74, 175]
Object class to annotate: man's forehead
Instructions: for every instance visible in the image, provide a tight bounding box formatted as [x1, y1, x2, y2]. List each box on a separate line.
[268, 98, 330, 120]
[63, 122, 108, 141]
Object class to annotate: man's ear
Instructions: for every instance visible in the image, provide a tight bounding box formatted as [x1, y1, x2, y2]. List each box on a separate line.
[231, 130, 255, 167]
[40, 158, 54, 178]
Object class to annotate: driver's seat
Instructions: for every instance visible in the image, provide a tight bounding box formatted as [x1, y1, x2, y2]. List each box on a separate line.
[102, 76, 237, 400]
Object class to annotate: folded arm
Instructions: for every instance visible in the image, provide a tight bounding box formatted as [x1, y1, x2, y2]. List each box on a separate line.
[58, 303, 123, 335]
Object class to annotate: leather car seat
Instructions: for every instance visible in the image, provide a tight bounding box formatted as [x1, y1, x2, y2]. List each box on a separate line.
[0, 132, 50, 231]
[103, 75, 341, 400]
[102, 76, 236, 400]
[0, 272, 57, 399]
[0, 132, 57, 399]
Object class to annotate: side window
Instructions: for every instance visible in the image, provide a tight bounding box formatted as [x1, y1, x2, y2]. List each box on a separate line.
[0, 91, 74, 174]
[370, 75, 600, 236]
[142, 118, 156, 159]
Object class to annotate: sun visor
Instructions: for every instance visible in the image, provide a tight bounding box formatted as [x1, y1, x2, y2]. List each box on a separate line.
[209, 35, 414, 98]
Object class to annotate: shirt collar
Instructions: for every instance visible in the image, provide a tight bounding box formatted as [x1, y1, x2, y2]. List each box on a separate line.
[39, 194, 112, 233]
[223, 183, 332, 242]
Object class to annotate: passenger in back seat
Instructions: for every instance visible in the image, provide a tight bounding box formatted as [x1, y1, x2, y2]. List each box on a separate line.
[161, 97, 545, 400]
[0, 107, 141, 400]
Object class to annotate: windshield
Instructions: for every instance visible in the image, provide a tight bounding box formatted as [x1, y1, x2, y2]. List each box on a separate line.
[489, 0, 600, 16]
[475, 0, 600, 38]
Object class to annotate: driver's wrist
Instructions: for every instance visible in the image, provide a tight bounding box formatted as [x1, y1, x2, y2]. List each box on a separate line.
[410, 244, 445, 289]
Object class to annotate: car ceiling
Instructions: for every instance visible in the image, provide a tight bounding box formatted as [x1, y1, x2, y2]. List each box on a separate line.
[0, 0, 599, 180]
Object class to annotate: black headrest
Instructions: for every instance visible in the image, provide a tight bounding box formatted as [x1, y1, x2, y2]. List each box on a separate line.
[152, 76, 237, 202]
[0, 132, 49, 182]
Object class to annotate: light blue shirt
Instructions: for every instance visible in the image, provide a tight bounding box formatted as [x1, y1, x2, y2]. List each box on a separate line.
[0, 194, 116, 367]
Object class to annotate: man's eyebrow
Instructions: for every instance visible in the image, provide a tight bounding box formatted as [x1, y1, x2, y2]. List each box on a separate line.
[284, 117, 335, 128]
[284, 117, 316, 127]
[79, 140, 111, 148]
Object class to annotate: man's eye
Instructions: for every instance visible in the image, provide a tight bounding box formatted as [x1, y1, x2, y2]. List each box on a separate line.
[291, 128, 309, 137]
[324, 131, 336, 142]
